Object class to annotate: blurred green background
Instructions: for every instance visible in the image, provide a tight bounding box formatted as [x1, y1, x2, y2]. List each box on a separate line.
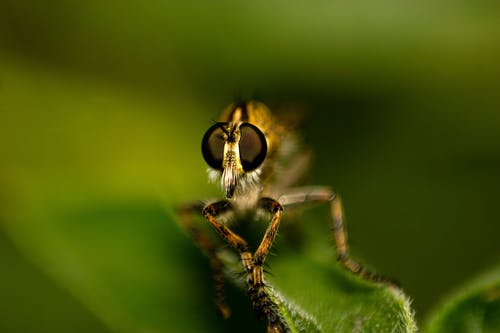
[1, 1, 499, 332]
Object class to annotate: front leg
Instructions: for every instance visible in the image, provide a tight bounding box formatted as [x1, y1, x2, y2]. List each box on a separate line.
[253, 197, 285, 332]
[253, 198, 283, 287]
[202, 201, 253, 282]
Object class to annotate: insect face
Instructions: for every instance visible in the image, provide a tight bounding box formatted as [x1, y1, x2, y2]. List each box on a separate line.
[201, 119, 267, 198]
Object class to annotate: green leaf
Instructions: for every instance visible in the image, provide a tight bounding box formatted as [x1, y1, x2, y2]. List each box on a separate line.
[3, 199, 417, 333]
[425, 267, 500, 333]
[219, 226, 416, 333]
[268, 257, 416, 332]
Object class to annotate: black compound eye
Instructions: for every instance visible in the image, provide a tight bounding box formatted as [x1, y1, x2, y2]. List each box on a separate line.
[201, 122, 227, 170]
[239, 123, 267, 171]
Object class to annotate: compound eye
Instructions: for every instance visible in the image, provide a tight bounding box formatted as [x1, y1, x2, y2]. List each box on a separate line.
[239, 123, 267, 171]
[201, 122, 227, 170]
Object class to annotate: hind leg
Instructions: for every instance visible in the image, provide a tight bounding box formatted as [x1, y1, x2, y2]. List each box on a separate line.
[279, 187, 395, 284]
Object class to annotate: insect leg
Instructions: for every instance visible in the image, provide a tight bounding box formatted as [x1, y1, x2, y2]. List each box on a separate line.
[252, 197, 285, 332]
[254, 198, 283, 286]
[330, 196, 397, 284]
[202, 201, 254, 283]
[177, 202, 231, 318]
[280, 187, 396, 285]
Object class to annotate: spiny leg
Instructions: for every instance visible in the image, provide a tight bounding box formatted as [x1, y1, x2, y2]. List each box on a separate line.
[331, 196, 397, 284]
[280, 187, 395, 285]
[252, 197, 285, 332]
[202, 201, 254, 284]
[177, 202, 231, 318]
[254, 198, 283, 287]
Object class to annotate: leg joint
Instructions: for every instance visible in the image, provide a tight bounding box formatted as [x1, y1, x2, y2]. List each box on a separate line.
[254, 252, 264, 266]
[203, 200, 231, 217]
[259, 197, 283, 214]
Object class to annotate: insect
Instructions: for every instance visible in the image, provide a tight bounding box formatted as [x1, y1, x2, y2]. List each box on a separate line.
[177, 101, 391, 332]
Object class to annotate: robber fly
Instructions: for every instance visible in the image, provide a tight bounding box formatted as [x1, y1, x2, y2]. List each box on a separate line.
[177, 101, 390, 332]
